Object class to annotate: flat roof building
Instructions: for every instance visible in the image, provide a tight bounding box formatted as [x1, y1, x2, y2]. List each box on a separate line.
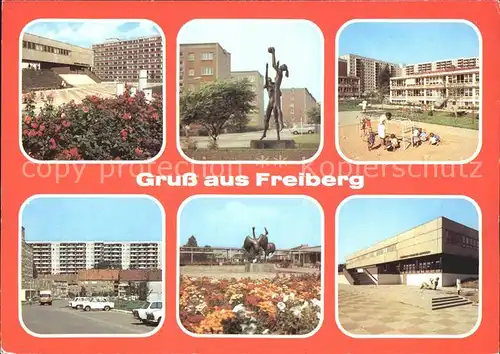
[344, 217, 478, 287]
[92, 35, 163, 82]
[179, 42, 231, 92]
[22, 33, 93, 70]
[29, 241, 162, 275]
[231, 70, 265, 128]
[338, 58, 360, 99]
[281, 88, 318, 127]
[390, 59, 480, 109]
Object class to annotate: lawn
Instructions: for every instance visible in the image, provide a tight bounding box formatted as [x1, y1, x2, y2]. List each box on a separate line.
[291, 133, 321, 148]
[401, 111, 479, 130]
[114, 299, 146, 311]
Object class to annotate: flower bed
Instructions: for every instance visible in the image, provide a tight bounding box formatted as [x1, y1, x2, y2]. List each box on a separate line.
[21, 89, 163, 161]
[179, 274, 321, 335]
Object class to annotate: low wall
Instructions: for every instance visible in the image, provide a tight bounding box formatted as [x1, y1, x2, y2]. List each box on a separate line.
[406, 272, 442, 287]
[441, 273, 478, 287]
[377, 274, 403, 285]
[337, 274, 350, 285]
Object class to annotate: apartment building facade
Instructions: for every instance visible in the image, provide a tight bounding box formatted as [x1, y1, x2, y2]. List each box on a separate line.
[281, 88, 318, 126]
[231, 70, 265, 128]
[30, 241, 162, 275]
[22, 33, 93, 70]
[338, 58, 361, 99]
[179, 42, 231, 92]
[92, 35, 163, 82]
[339, 54, 401, 94]
[21, 227, 34, 289]
[389, 57, 480, 108]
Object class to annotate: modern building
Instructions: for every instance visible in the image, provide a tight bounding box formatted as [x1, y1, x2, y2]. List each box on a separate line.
[21, 227, 34, 289]
[389, 57, 480, 108]
[339, 54, 402, 94]
[179, 42, 231, 92]
[29, 241, 162, 274]
[289, 245, 322, 265]
[342, 217, 479, 287]
[281, 88, 318, 126]
[22, 32, 93, 70]
[338, 58, 361, 99]
[231, 70, 265, 128]
[92, 35, 163, 82]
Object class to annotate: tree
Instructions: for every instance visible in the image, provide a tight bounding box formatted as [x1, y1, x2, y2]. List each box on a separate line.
[377, 65, 392, 97]
[137, 281, 150, 301]
[307, 104, 321, 124]
[185, 235, 198, 248]
[180, 79, 256, 142]
[94, 260, 121, 269]
[80, 286, 87, 297]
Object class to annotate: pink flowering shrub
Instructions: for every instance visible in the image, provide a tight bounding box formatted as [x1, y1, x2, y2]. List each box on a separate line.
[22, 89, 163, 161]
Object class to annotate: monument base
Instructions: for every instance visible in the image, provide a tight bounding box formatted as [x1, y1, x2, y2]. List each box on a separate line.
[245, 263, 277, 273]
[250, 139, 296, 149]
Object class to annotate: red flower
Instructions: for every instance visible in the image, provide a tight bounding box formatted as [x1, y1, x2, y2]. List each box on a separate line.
[49, 138, 57, 150]
[127, 97, 134, 103]
[39, 124, 45, 132]
[55, 125, 61, 133]
[114, 156, 121, 160]
[69, 147, 79, 157]
[27, 130, 37, 137]
[31, 122, 38, 129]
[22, 129, 29, 136]
[62, 120, 71, 128]
[120, 129, 128, 141]
[135, 147, 143, 156]
[152, 112, 159, 120]
[122, 113, 132, 120]
[24, 115, 32, 124]
[82, 106, 89, 113]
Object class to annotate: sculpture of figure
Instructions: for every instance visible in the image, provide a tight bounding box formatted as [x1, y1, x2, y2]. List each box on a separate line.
[242, 227, 270, 263]
[265, 242, 276, 259]
[260, 47, 289, 141]
[260, 63, 276, 141]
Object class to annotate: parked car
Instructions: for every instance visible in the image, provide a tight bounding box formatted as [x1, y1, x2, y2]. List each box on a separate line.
[289, 125, 315, 135]
[132, 301, 163, 324]
[145, 308, 163, 326]
[39, 290, 52, 306]
[82, 297, 115, 312]
[71, 297, 90, 309]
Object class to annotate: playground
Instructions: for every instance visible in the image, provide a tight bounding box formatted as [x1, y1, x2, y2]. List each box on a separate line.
[337, 110, 479, 162]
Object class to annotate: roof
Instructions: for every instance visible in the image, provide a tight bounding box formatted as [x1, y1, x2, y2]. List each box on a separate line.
[119, 269, 162, 281]
[77, 269, 119, 281]
[290, 246, 321, 253]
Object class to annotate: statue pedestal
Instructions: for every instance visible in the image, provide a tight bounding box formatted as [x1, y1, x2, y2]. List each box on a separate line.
[250, 140, 296, 149]
[245, 263, 277, 273]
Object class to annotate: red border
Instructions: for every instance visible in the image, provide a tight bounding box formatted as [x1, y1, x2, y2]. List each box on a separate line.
[2, 1, 499, 353]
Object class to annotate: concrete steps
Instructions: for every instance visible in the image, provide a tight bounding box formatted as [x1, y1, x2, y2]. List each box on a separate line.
[431, 295, 472, 310]
[349, 270, 376, 285]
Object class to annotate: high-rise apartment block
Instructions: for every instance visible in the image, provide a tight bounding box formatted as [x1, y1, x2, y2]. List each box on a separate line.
[339, 54, 402, 94]
[231, 70, 265, 128]
[281, 88, 318, 126]
[338, 58, 361, 99]
[21, 227, 34, 288]
[92, 35, 163, 82]
[30, 241, 162, 275]
[179, 43, 231, 92]
[390, 57, 480, 107]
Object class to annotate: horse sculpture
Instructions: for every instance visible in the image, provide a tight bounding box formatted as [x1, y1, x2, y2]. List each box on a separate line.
[242, 227, 270, 263]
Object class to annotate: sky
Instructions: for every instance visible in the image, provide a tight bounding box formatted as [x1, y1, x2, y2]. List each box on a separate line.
[337, 198, 479, 263]
[179, 197, 322, 249]
[24, 20, 161, 48]
[178, 19, 324, 102]
[22, 197, 163, 242]
[339, 22, 479, 65]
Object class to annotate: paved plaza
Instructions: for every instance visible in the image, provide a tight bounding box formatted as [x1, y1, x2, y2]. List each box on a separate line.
[337, 284, 479, 335]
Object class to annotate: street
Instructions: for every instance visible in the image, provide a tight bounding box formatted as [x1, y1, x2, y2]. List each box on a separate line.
[187, 129, 295, 148]
[21, 300, 154, 335]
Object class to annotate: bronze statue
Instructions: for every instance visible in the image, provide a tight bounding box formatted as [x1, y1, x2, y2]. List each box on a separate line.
[260, 47, 289, 141]
[242, 227, 272, 263]
[265, 242, 276, 259]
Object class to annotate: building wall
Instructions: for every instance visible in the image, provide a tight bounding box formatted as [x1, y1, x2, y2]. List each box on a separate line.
[442, 217, 479, 258]
[375, 272, 477, 287]
[21, 227, 34, 289]
[346, 217, 444, 269]
[92, 35, 163, 82]
[22, 33, 93, 69]
[339, 54, 400, 94]
[179, 43, 231, 92]
[29, 241, 162, 275]
[281, 88, 318, 126]
[390, 67, 480, 107]
[231, 71, 265, 128]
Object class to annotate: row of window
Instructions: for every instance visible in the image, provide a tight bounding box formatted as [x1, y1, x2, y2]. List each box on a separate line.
[23, 41, 70, 56]
[445, 230, 479, 249]
[180, 51, 215, 62]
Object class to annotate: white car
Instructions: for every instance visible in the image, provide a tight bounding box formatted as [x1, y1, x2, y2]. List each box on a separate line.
[289, 125, 315, 135]
[82, 297, 115, 312]
[145, 307, 163, 326]
[132, 301, 163, 324]
[71, 297, 90, 309]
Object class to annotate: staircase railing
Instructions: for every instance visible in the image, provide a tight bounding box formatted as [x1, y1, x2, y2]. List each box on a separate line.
[363, 268, 378, 285]
[342, 268, 356, 285]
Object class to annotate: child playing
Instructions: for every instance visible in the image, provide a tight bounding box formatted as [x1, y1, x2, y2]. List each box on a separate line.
[386, 134, 400, 151]
[360, 116, 372, 137]
[367, 130, 376, 151]
[429, 132, 440, 145]
[412, 127, 421, 147]
[419, 129, 428, 142]
[377, 119, 386, 149]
